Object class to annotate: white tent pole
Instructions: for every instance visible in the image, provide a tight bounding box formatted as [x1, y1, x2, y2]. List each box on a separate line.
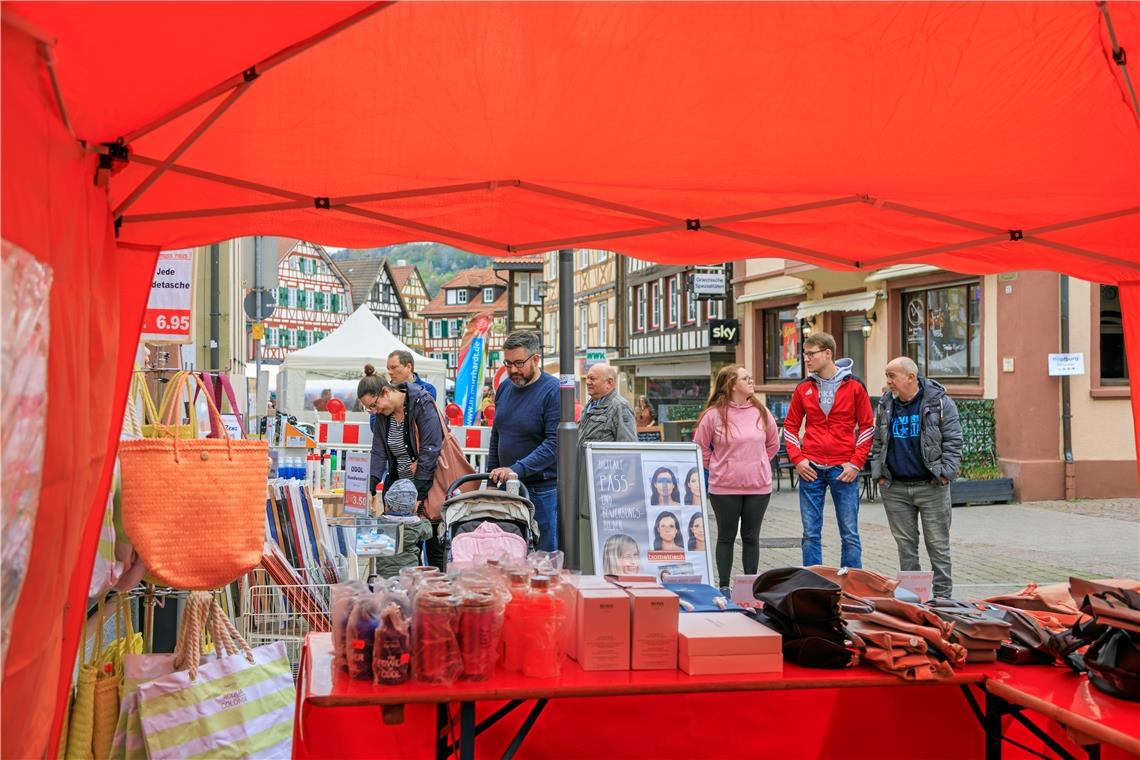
[113, 83, 251, 218]
[124, 179, 520, 223]
[121, 2, 393, 145]
[336, 205, 509, 251]
[127, 153, 311, 200]
[1099, 1, 1140, 123]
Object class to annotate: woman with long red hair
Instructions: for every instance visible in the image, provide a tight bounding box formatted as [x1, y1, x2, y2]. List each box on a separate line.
[692, 364, 780, 593]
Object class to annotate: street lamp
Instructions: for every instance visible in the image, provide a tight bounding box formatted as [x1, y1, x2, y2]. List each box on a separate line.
[537, 280, 553, 359]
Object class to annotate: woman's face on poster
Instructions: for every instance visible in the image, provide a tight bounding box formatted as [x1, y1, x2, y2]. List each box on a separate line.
[619, 548, 641, 574]
[691, 516, 703, 541]
[654, 471, 675, 498]
[658, 515, 679, 544]
[687, 471, 700, 501]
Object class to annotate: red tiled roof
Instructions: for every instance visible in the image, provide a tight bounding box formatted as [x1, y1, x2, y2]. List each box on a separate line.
[389, 264, 419, 289]
[421, 289, 509, 317]
[491, 253, 545, 270]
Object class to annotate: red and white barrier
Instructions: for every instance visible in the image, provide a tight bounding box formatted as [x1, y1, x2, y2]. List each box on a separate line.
[317, 421, 373, 447]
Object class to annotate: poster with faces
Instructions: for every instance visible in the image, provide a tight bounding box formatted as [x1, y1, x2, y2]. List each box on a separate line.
[585, 442, 713, 585]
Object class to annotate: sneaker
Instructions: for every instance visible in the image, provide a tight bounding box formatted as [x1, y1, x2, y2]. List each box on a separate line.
[719, 586, 732, 598]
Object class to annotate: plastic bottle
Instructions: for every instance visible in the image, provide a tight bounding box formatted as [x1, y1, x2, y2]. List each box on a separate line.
[500, 571, 531, 672]
[347, 594, 383, 680]
[521, 575, 564, 679]
[373, 596, 412, 685]
[505, 474, 521, 497]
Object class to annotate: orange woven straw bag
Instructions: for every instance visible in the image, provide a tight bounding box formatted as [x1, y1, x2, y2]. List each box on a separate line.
[119, 371, 268, 590]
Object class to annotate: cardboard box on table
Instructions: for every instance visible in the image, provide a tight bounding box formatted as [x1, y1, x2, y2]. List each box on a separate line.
[624, 588, 679, 670]
[562, 575, 619, 661]
[576, 588, 631, 671]
[677, 612, 782, 675]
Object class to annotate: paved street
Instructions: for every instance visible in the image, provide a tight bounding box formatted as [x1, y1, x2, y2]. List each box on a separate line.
[710, 486, 1140, 599]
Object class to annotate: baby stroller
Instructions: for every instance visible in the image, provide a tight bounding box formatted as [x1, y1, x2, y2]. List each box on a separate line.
[440, 473, 540, 566]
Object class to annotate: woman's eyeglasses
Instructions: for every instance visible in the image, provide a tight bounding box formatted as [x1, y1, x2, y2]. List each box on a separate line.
[502, 353, 536, 370]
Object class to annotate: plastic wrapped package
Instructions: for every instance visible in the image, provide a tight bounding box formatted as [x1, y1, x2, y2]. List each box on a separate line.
[372, 591, 413, 685]
[0, 241, 51, 677]
[346, 593, 385, 680]
[521, 575, 567, 679]
[330, 581, 367, 673]
[412, 589, 463, 685]
[454, 568, 509, 681]
[500, 571, 532, 672]
[528, 551, 565, 578]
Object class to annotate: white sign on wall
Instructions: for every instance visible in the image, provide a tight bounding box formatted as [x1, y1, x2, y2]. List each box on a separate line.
[1047, 353, 1085, 377]
[691, 270, 727, 298]
[140, 249, 196, 343]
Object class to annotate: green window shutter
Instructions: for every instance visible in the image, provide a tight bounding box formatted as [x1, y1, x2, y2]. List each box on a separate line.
[331, 292, 340, 313]
[441, 320, 449, 338]
[314, 292, 325, 311]
[278, 286, 288, 306]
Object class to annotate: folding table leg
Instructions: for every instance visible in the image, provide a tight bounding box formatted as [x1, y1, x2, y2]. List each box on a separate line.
[436, 703, 450, 760]
[985, 690, 1006, 760]
[460, 702, 475, 760]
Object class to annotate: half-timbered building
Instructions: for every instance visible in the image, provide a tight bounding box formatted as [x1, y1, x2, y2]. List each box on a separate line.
[421, 269, 509, 379]
[261, 241, 353, 361]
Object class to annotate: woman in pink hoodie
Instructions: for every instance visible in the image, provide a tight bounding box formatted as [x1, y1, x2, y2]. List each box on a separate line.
[692, 364, 780, 591]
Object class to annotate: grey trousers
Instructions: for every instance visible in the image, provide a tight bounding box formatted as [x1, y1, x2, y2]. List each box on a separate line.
[881, 480, 953, 598]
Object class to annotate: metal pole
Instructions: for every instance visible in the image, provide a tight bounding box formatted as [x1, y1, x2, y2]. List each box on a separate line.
[1060, 275, 1074, 498]
[556, 249, 580, 568]
[254, 237, 263, 437]
[210, 244, 221, 371]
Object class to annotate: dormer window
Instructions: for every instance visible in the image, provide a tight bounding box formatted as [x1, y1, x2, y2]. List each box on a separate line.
[456, 289, 469, 304]
[483, 287, 495, 303]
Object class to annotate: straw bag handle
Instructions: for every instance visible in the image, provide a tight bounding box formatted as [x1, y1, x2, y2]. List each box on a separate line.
[153, 370, 200, 437]
[173, 592, 254, 680]
[162, 372, 235, 464]
[124, 373, 144, 439]
[133, 372, 164, 430]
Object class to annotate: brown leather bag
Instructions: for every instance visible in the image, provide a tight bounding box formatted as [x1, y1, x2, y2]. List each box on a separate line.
[418, 404, 476, 520]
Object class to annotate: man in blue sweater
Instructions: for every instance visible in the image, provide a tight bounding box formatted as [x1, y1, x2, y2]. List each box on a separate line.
[487, 330, 561, 551]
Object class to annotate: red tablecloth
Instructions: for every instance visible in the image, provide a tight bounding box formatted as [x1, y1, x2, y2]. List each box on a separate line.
[295, 633, 990, 759]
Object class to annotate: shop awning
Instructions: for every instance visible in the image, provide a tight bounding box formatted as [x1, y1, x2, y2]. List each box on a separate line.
[864, 264, 942, 283]
[795, 291, 883, 321]
[738, 281, 810, 304]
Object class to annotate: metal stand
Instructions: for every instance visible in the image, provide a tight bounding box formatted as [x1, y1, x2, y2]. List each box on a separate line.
[555, 248, 580, 568]
[435, 699, 548, 760]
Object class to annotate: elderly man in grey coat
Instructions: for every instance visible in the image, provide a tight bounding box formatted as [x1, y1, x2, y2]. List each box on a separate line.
[577, 362, 637, 571]
[870, 356, 964, 599]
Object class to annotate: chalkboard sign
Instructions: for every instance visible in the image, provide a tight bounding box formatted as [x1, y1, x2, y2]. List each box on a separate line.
[637, 428, 661, 442]
[584, 442, 714, 585]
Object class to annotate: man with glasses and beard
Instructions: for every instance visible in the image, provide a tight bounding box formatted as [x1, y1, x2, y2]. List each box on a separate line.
[487, 330, 561, 551]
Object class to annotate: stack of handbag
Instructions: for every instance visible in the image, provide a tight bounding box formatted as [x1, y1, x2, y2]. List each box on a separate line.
[925, 600, 1011, 663]
[843, 596, 968, 680]
[752, 568, 859, 668]
[1057, 578, 1140, 702]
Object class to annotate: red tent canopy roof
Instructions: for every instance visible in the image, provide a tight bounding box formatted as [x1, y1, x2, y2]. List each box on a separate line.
[6, 1, 1139, 281]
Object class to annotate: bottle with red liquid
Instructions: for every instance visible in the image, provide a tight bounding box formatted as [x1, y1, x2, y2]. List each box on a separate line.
[500, 571, 531, 672]
[521, 575, 565, 679]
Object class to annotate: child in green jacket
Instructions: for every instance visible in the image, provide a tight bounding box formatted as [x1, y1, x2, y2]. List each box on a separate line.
[373, 479, 435, 578]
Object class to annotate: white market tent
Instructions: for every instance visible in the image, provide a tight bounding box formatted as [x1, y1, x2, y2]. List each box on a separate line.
[280, 304, 446, 396]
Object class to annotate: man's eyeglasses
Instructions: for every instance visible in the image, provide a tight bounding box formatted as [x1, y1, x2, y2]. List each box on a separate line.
[802, 348, 827, 359]
[502, 353, 536, 370]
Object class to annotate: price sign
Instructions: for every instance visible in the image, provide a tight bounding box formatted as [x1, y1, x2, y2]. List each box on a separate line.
[140, 249, 196, 343]
[343, 451, 371, 515]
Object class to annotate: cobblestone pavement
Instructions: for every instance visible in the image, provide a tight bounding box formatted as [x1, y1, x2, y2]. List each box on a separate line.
[708, 488, 1140, 600]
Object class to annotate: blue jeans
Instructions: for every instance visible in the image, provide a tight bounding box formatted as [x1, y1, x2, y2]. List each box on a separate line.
[798, 464, 862, 568]
[528, 484, 559, 552]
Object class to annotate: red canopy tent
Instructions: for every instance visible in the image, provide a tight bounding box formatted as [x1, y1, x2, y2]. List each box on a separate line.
[2, 2, 1138, 755]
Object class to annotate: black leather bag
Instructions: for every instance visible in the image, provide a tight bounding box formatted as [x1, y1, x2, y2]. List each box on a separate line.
[753, 568, 857, 668]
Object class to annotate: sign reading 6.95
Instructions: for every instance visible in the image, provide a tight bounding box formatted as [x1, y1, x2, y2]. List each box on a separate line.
[140, 250, 196, 343]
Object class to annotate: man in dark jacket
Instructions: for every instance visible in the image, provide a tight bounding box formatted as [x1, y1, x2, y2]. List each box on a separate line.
[870, 356, 964, 598]
[576, 363, 637, 571]
[387, 349, 438, 401]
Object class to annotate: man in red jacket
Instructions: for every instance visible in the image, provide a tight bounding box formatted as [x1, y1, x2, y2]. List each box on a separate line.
[783, 331, 874, 568]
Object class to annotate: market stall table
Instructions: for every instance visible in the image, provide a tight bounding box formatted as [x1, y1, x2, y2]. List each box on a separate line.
[983, 667, 1140, 759]
[295, 632, 992, 759]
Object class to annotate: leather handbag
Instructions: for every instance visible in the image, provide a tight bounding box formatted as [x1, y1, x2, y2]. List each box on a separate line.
[753, 568, 859, 668]
[808, 565, 900, 599]
[419, 404, 476, 521]
[119, 372, 269, 590]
